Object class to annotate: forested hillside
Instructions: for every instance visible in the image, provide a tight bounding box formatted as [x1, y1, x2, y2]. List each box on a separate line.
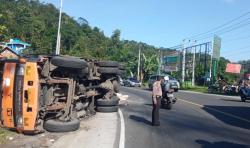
[0, 0, 164, 78]
[0, 0, 249, 82]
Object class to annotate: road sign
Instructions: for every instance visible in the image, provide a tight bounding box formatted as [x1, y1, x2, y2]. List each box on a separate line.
[212, 35, 221, 60]
[162, 65, 178, 72]
[163, 56, 179, 64]
[226, 63, 241, 74]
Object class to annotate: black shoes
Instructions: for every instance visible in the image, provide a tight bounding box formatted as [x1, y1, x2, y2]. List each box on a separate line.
[152, 122, 160, 126]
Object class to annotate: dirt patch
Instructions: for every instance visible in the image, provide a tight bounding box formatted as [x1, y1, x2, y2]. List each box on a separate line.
[0, 129, 63, 148]
[0, 115, 96, 148]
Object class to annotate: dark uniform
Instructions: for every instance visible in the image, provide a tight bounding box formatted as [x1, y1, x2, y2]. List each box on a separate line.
[152, 80, 162, 126]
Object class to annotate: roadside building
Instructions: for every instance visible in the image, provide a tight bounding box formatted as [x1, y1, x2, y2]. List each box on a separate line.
[5, 38, 30, 54]
[0, 47, 19, 59]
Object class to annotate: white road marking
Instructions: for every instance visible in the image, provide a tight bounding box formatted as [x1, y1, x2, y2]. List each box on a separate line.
[118, 109, 125, 148]
[179, 99, 250, 124]
[179, 90, 240, 99]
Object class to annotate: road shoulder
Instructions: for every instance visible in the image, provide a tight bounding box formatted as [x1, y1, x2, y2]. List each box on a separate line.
[178, 90, 240, 99]
[51, 112, 119, 148]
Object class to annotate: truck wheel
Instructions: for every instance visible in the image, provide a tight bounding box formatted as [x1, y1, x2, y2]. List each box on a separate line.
[43, 118, 80, 132]
[51, 56, 88, 69]
[98, 61, 119, 67]
[96, 106, 118, 113]
[118, 64, 125, 70]
[80, 68, 89, 74]
[98, 67, 119, 74]
[97, 97, 119, 106]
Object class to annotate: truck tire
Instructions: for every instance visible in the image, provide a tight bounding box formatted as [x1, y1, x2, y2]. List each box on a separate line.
[98, 61, 119, 67]
[51, 56, 88, 69]
[97, 97, 119, 106]
[43, 118, 80, 132]
[96, 106, 118, 113]
[118, 70, 125, 75]
[118, 64, 125, 70]
[80, 68, 89, 74]
[98, 67, 119, 74]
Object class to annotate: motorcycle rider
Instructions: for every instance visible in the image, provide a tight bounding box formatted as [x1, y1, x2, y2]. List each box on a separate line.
[163, 76, 171, 91]
[160, 76, 177, 109]
[241, 78, 250, 97]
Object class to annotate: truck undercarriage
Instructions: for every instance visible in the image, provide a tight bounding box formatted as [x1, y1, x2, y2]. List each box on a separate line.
[0, 55, 124, 133]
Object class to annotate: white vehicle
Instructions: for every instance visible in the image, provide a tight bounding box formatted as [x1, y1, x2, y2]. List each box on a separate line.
[124, 78, 141, 87]
[148, 75, 180, 92]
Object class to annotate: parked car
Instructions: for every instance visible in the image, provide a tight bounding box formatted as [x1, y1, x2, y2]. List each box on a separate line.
[124, 78, 141, 87]
[148, 75, 180, 92]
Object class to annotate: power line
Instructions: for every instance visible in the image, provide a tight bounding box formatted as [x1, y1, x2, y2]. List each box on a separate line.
[194, 18, 250, 41]
[223, 35, 250, 43]
[222, 45, 250, 56]
[187, 11, 250, 40]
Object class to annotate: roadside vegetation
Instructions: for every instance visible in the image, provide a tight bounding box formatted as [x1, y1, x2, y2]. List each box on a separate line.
[0, 0, 167, 80]
[0, 128, 13, 144]
[0, 0, 249, 85]
[181, 85, 208, 93]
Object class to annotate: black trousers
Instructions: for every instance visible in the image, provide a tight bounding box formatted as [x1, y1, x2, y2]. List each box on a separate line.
[152, 97, 161, 126]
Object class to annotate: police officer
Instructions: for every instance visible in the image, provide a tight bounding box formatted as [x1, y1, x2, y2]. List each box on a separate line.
[152, 76, 163, 126]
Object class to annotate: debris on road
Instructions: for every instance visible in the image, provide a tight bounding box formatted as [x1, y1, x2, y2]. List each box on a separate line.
[117, 93, 129, 105]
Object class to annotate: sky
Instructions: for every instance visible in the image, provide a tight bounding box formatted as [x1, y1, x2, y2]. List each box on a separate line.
[42, 0, 250, 62]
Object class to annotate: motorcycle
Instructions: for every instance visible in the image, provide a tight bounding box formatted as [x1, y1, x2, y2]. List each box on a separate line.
[161, 83, 177, 110]
[239, 86, 250, 102]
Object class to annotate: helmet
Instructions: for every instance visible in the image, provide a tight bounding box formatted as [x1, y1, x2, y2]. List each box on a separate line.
[164, 76, 169, 81]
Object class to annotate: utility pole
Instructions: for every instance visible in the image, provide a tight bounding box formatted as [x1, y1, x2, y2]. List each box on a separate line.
[157, 49, 162, 75]
[137, 45, 141, 81]
[191, 40, 196, 86]
[209, 42, 213, 82]
[204, 43, 207, 75]
[55, 0, 63, 55]
[182, 39, 186, 83]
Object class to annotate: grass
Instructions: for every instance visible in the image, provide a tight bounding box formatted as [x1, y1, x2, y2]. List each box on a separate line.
[181, 85, 208, 93]
[0, 128, 13, 144]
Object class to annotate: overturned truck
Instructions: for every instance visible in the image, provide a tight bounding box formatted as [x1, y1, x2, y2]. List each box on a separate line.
[0, 55, 124, 133]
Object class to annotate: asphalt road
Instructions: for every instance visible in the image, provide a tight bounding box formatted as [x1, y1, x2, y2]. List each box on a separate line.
[120, 87, 250, 148]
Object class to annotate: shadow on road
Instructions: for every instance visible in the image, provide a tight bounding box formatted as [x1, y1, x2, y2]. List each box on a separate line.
[144, 103, 153, 107]
[196, 139, 250, 148]
[140, 88, 151, 91]
[202, 105, 250, 130]
[129, 115, 152, 126]
[220, 98, 250, 103]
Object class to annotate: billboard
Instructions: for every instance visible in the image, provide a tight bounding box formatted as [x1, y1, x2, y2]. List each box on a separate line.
[163, 56, 179, 64]
[162, 54, 180, 72]
[213, 35, 221, 60]
[226, 63, 241, 74]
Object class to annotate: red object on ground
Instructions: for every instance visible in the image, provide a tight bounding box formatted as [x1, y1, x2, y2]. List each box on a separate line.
[245, 73, 250, 79]
[226, 63, 241, 74]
